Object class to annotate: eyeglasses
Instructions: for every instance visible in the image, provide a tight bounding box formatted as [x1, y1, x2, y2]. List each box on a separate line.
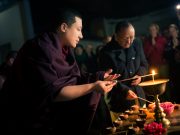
[120, 36, 135, 42]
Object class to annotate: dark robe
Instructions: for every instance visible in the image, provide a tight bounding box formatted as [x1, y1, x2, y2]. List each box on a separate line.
[0, 32, 107, 135]
[98, 37, 149, 112]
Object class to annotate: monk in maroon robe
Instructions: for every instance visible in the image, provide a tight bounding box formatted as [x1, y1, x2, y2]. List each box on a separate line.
[0, 9, 119, 135]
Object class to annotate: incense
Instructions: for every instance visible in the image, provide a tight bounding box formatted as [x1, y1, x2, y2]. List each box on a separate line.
[137, 97, 154, 104]
[116, 73, 158, 82]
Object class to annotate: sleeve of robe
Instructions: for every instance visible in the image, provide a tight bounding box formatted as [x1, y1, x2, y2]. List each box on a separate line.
[3, 33, 103, 110]
[0, 33, 106, 134]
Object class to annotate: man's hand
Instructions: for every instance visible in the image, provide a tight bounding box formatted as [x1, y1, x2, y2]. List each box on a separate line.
[126, 90, 137, 100]
[131, 75, 141, 86]
[152, 37, 156, 46]
[104, 69, 120, 81]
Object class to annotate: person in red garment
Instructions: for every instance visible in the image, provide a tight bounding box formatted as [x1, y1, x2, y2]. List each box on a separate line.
[0, 9, 119, 135]
[143, 23, 167, 77]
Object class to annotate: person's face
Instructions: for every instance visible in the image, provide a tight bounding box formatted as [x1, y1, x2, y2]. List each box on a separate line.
[103, 36, 112, 43]
[149, 25, 158, 37]
[169, 27, 178, 38]
[63, 17, 83, 48]
[7, 58, 15, 66]
[115, 26, 135, 48]
[85, 44, 93, 53]
[74, 46, 83, 55]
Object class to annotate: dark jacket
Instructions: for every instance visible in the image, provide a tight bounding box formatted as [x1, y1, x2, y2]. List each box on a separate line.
[98, 37, 148, 112]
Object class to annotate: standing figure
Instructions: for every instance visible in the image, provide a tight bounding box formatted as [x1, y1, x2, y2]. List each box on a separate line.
[143, 23, 167, 78]
[165, 24, 180, 103]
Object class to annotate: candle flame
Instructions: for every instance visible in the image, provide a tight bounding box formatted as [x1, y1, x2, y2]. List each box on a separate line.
[152, 70, 155, 75]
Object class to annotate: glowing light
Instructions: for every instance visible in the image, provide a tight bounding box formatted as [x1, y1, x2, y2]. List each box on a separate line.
[176, 4, 180, 10]
[152, 70, 156, 75]
[152, 70, 155, 83]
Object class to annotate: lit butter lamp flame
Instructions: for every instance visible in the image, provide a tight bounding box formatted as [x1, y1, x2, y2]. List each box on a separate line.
[152, 70, 155, 83]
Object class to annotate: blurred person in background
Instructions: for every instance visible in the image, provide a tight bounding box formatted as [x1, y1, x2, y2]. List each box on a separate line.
[143, 23, 169, 101]
[74, 44, 88, 72]
[0, 50, 17, 90]
[96, 35, 112, 64]
[84, 44, 97, 73]
[165, 24, 180, 103]
[143, 23, 168, 78]
[165, 24, 180, 68]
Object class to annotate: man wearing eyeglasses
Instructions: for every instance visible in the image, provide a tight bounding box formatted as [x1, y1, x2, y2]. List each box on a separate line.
[98, 21, 149, 113]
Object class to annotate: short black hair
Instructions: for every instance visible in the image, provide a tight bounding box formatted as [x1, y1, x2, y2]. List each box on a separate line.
[51, 8, 82, 31]
[115, 21, 132, 34]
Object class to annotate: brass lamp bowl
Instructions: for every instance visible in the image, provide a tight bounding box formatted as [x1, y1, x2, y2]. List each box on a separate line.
[138, 79, 169, 96]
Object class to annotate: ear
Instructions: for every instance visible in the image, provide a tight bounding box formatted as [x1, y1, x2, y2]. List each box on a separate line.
[60, 23, 68, 32]
[9, 58, 14, 65]
[114, 33, 118, 40]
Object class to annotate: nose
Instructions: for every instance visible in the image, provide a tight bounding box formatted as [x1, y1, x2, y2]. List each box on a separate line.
[79, 32, 83, 39]
[126, 38, 131, 44]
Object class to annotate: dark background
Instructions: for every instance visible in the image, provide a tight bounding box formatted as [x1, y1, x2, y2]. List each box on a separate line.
[29, 0, 179, 39]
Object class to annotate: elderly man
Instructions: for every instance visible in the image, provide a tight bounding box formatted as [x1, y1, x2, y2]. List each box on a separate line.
[98, 21, 149, 113]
